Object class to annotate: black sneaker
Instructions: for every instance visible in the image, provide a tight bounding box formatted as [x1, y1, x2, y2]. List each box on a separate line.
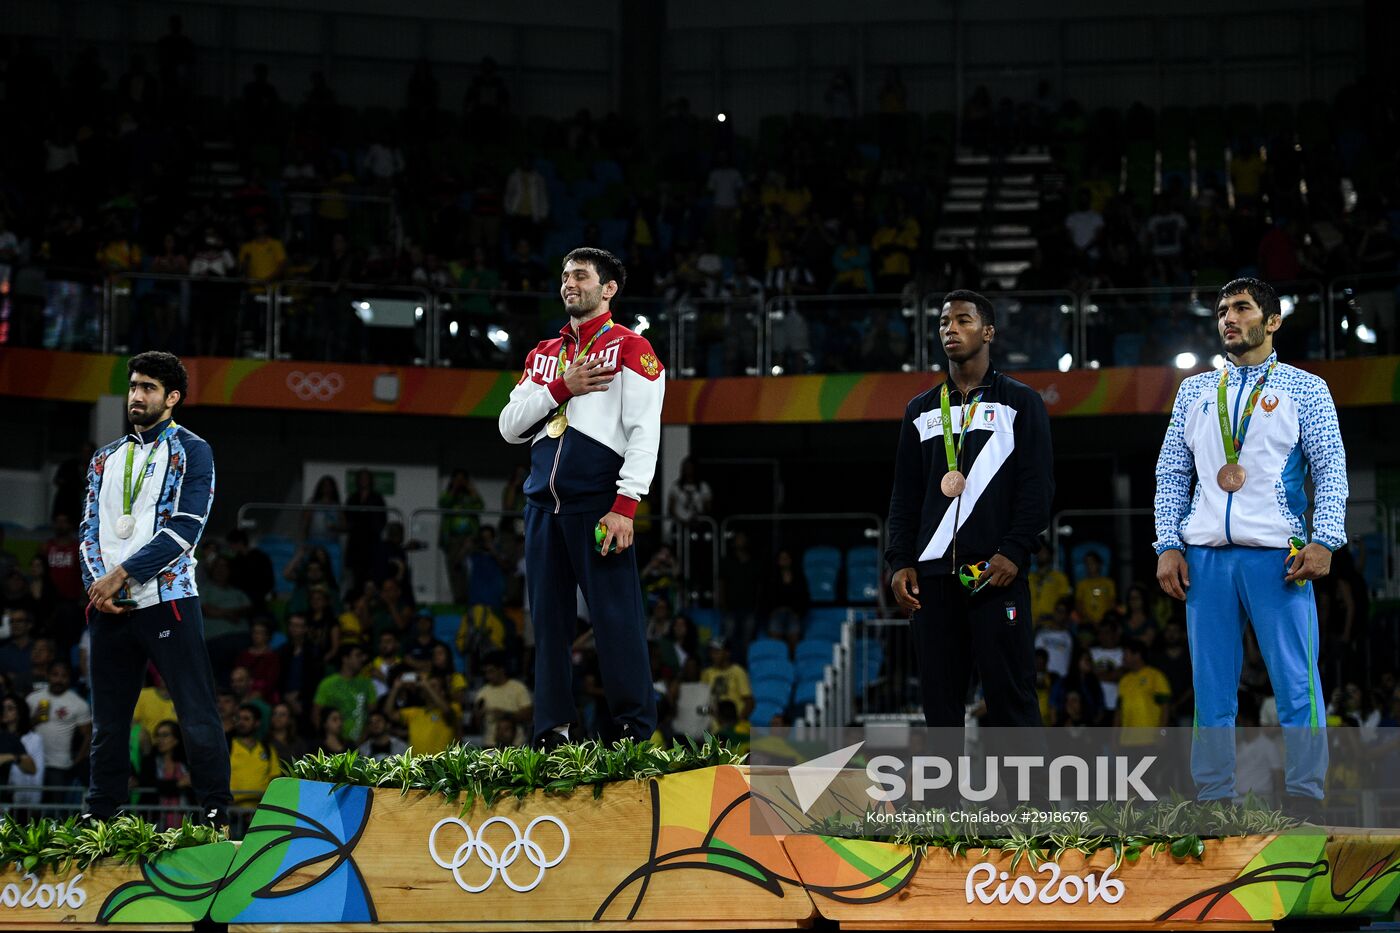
[1284, 795, 1327, 829]
[533, 730, 570, 753]
[75, 811, 111, 828]
[196, 807, 229, 830]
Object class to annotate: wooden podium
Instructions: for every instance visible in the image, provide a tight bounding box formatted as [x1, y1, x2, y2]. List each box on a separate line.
[0, 766, 1396, 931]
[209, 765, 814, 930]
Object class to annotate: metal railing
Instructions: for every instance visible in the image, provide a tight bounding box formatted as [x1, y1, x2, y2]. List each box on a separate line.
[235, 501, 408, 537]
[922, 289, 1078, 372]
[1080, 281, 1327, 369]
[0, 786, 263, 838]
[764, 293, 921, 376]
[3, 267, 1392, 375]
[1327, 273, 1400, 359]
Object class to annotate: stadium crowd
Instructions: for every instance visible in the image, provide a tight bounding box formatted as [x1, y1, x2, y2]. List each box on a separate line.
[0, 23, 1398, 367]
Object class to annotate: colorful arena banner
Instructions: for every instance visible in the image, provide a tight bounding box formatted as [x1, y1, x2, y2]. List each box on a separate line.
[1, 348, 1396, 423]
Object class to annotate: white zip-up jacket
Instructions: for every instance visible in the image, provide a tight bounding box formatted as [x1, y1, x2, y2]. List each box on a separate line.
[498, 312, 664, 517]
[1154, 351, 1347, 553]
[80, 418, 215, 608]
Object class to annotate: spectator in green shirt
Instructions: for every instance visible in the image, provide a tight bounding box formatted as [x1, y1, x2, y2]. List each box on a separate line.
[312, 645, 375, 743]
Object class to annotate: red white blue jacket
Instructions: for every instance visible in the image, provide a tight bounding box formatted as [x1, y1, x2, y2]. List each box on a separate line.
[498, 312, 665, 517]
[79, 418, 214, 608]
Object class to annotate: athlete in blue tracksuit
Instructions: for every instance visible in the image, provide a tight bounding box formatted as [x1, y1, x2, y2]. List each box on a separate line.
[81, 351, 232, 824]
[1154, 277, 1347, 808]
[498, 247, 664, 745]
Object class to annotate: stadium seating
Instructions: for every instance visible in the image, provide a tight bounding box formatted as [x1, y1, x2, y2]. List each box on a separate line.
[804, 607, 851, 643]
[844, 545, 881, 603]
[748, 657, 795, 685]
[1069, 542, 1112, 581]
[752, 676, 794, 710]
[686, 607, 724, 644]
[794, 639, 835, 666]
[747, 638, 788, 666]
[802, 546, 841, 603]
[750, 702, 784, 727]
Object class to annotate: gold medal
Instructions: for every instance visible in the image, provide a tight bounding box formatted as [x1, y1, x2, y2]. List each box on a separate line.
[545, 414, 568, 438]
[1217, 463, 1246, 492]
[941, 470, 966, 497]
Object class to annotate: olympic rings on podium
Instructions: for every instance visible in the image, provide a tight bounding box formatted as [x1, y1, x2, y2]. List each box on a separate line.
[428, 814, 570, 893]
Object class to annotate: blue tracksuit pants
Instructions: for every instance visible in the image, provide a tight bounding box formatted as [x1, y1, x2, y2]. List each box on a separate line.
[525, 504, 656, 741]
[1185, 545, 1327, 800]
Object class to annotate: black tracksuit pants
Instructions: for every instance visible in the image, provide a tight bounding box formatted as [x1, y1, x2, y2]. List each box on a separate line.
[910, 571, 1041, 728]
[526, 504, 656, 741]
[86, 596, 232, 817]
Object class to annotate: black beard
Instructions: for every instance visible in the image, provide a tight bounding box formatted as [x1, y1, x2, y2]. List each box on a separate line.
[1223, 323, 1266, 355]
[130, 408, 164, 428]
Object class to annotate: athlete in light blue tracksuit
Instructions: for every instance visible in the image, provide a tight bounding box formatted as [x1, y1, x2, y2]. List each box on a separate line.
[1154, 277, 1347, 808]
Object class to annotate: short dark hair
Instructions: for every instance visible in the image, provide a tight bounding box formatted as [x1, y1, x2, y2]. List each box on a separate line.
[128, 351, 189, 401]
[1217, 277, 1281, 320]
[942, 289, 995, 327]
[563, 247, 627, 297]
[238, 702, 264, 721]
[1123, 638, 1148, 657]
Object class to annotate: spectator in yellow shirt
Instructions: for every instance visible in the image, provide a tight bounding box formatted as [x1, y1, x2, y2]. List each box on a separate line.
[1116, 639, 1171, 747]
[1074, 552, 1117, 625]
[1029, 540, 1071, 623]
[132, 675, 176, 741]
[238, 217, 287, 289]
[701, 640, 753, 724]
[475, 653, 532, 748]
[388, 671, 459, 755]
[229, 704, 281, 806]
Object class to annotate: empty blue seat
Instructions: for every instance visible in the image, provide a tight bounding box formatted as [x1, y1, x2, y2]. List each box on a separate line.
[434, 614, 468, 673]
[794, 639, 834, 665]
[796, 658, 829, 683]
[747, 638, 788, 666]
[750, 702, 783, 727]
[793, 679, 820, 706]
[748, 658, 795, 685]
[803, 546, 841, 603]
[686, 607, 724, 644]
[256, 534, 299, 594]
[845, 546, 881, 603]
[753, 677, 793, 708]
[1069, 542, 1112, 582]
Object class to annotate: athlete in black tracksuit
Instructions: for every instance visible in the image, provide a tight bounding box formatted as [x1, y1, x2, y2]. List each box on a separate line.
[886, 291, 1054, 728]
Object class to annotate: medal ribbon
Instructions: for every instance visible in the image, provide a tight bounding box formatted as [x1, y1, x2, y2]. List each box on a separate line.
[551, 320, 614, 419]
[124, 421, 177, 516]
[939, 383, 984, 473]
[1216, 361, 1275, 465]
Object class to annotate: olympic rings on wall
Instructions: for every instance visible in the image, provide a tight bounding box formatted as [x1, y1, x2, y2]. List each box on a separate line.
[286, 371, 345, 401]
[428, 815, 570, 893]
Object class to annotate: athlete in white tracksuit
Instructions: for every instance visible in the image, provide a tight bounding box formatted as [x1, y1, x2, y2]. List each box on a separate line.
[1154, 278, 1346, 805]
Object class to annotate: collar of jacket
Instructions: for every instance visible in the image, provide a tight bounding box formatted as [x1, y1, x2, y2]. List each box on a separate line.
[130, 417, 174, 444]
[559, 311, 614, 346]
[1224, 349, 1279, 378]
[940, 366, 999, 398]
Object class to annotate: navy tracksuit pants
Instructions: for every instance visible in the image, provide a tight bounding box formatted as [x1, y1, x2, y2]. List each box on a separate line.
[86, 596, 232, 817]
[525, 504, 656, 741]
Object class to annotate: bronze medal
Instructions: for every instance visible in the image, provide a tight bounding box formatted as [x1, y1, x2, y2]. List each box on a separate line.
[1217, 463, 1246, 492]
[941, 470, 966, 497]
[545, 414, 568, 438]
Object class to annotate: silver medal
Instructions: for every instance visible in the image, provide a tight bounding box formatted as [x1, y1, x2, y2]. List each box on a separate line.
[114, 514, 136, 539]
